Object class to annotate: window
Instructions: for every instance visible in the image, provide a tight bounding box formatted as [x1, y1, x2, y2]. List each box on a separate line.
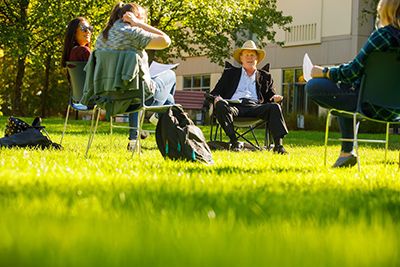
[183, 75, 210, 91]
[282, 69, 318, 114]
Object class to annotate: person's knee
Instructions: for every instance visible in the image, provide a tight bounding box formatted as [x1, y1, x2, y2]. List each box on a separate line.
[305, 78, 332, 97]
[215, 100, 228, 111]
[305, 79, 318, 95]
[215, 100, 232, 118]
[166, 70, 176, 82]
[270, 102, 282, 113]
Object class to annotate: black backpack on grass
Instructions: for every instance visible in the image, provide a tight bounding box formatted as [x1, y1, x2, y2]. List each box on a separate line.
[0, 117, 62, 149]
[155, 105, 214, 165]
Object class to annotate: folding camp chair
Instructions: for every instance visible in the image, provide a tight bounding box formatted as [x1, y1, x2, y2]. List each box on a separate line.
[324, 52, 400, 172]
[209, 109, 272, 150]
[61, 61, 96, 145]
[82, 50, 176, 157]
[204, 92, 272, 150]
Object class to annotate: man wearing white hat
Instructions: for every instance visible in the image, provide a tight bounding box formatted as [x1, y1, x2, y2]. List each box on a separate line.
[210, 40, 289, 154]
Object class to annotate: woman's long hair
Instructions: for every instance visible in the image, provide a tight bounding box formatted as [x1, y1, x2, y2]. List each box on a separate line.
[61, 17, 91, 67]
[378, 0, 400, 29]
[101, 2, 145, 41]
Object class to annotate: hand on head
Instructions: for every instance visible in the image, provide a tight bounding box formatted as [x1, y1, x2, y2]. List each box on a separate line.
[123, 12, 140, 26]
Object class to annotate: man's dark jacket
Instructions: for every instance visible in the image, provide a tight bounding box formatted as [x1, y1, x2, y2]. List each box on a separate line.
[211, 62, 276, 103]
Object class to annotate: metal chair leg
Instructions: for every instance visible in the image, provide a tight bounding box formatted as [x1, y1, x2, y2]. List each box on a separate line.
[324, 111, 331, 167]
[264, 122, 268, 147]
[60, 105, 71, 146]
[110, 116, 113, 148]
[385, 123, 390, 164]
[353, 113, 361, 172]
[250, 128, 259, 146]
[210, 117, 214, 141]
[131, 111, 146, 157]
[85, 106, 100, 157]
[234, 126, 262, 150]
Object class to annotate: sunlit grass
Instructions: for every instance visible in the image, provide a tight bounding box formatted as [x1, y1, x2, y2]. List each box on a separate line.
[0, 117, 399, 266]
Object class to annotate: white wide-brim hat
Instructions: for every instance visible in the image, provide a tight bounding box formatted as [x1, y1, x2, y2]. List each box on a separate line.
[233, 40, 265, 65]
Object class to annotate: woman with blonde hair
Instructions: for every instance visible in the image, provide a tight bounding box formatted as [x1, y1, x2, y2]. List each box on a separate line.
[305, 0, 400, 168]
[95, 2, 175, 150]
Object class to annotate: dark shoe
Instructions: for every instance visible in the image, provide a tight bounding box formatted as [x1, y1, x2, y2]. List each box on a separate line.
[273, 145, 289, 155]
[230, 141, 244, 152]
[332, 154, 357, 168]
[140, 131, 150, 139]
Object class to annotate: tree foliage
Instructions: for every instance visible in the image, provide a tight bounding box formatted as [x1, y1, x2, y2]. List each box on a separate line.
[0, 0, 291, 117]
[138, 0, 291, 65]
[361, 0, 379, 24]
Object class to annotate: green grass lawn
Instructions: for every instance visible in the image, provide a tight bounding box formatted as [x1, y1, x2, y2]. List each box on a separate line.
[0, 117, 399, 266]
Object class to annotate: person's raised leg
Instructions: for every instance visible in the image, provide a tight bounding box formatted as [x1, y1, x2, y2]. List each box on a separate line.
[151, 69, 176, 106]
[305, 78, 358, 111]
[305, 78, 359, 167]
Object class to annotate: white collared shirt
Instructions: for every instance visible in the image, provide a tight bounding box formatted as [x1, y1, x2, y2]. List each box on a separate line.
[230, 68, 258, 102]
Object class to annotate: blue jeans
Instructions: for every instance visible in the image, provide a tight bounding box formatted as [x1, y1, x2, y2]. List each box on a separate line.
[305, 78, 359, 153]
[129, 70, 176, 139]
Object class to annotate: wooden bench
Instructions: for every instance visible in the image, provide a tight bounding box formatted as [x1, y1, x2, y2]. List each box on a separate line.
[174, 90, 206, 111]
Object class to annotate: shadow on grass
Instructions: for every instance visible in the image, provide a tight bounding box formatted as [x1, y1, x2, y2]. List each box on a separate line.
[178, 164, 317, 175]
[1, 117, 400, 151]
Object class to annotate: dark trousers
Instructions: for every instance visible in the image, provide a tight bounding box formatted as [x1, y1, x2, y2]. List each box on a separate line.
[305, 78, 359, 153]
[214, 99, 289, 141]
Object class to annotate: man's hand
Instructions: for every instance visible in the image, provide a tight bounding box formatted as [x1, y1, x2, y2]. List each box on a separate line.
[270, 95, 283, 103]
[214, 95, 223, 105]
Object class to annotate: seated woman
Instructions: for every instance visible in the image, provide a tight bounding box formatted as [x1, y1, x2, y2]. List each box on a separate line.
[95, 1, 175, 151]
[61, 17, 93, 78]
[305, 0, 400, 168]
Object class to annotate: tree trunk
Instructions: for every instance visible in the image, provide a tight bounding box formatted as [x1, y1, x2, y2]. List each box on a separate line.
[40, 54, 51, 118]
[12, 0, 30, 117]
[13, 57, 26, 116]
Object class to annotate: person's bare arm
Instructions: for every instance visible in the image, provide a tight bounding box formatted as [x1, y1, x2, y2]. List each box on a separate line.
[311, 65, 330, 78]
[123, 12, 171, 50]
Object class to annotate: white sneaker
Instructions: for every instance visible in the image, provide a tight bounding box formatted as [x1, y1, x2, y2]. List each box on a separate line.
[127, 139, 140, 152]
[149, 113, 159, 125]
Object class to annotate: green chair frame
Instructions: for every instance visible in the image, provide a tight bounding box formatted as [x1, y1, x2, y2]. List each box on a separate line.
[324, 52, 400, 172]
[84, 51, 176, 157]
[86, 90, 174, 157]
[61, 61, 96, 145]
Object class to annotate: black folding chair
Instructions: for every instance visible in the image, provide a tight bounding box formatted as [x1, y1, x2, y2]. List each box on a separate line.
[204, 94, 272, 150]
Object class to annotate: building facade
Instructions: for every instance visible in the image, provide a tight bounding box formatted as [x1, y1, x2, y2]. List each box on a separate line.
[172, 0, 375, 115]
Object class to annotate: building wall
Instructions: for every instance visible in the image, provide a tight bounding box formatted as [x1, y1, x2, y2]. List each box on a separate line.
[173, 0, 374, 96]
